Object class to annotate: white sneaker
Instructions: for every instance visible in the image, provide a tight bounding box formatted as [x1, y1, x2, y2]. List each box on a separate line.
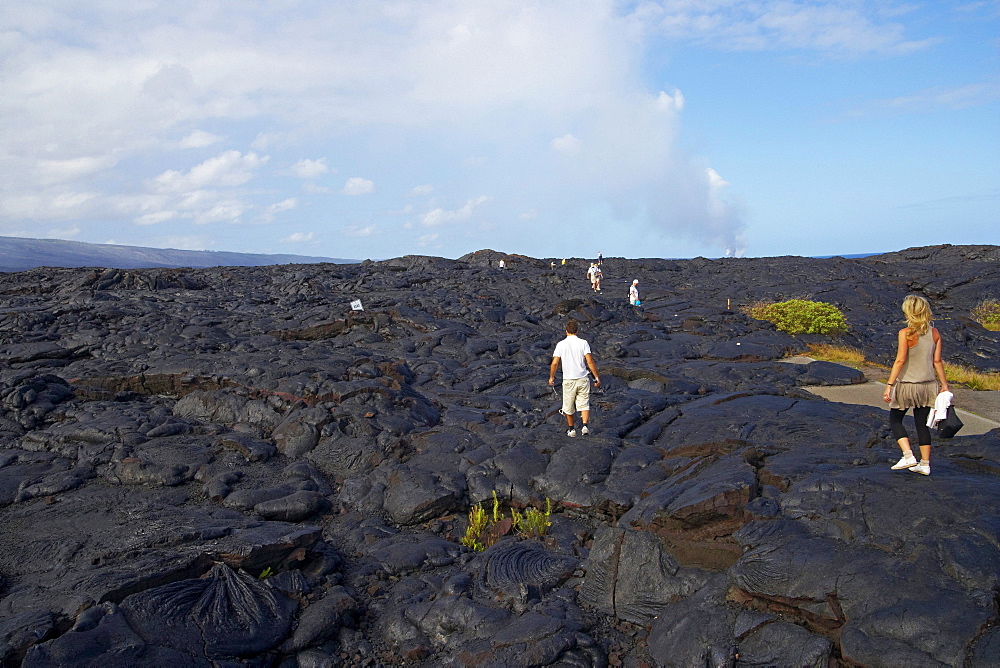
[567, 428, 576, 438]
[581, 425, 589, 435]
[910, 461, 930, 476]
[891, 453, 918, 470]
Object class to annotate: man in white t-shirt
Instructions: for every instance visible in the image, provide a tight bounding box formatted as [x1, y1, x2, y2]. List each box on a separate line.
[548, 319, 601, 437]
[629, 279, 639, 305]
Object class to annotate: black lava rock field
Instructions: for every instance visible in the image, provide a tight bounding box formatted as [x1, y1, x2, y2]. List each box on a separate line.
[1, 244, 998, 666]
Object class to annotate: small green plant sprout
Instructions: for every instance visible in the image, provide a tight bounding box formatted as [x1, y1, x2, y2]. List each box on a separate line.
[491, 490, 501, 523]
[511, 497, 552, 539]
[751, 299, 848, 335]
[461, 502, 489, 552]
[258, 566, 275, 580]
[459, 493, 553, 551]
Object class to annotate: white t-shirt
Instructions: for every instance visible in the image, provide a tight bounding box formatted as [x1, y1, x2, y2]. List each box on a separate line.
[553, 334, 591, 380]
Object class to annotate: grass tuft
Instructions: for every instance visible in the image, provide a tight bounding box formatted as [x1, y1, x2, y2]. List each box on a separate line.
[943, 363, 1000, 391]
[806, 343, 866, 367]
[971, 299, 1000, 329]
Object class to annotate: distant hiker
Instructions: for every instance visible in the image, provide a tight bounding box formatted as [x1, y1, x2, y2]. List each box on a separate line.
[883, 295, 948, 476]
[550, 261, 555, 270]
[561, 258, 566, 265]
[597, 251, 603, 266]
[629, 279, 639, 305]
[549, 319, 601, 437]
[593, 265, 602, 291]
[498, 259, 505, 270]
[587, 263, 600, 291]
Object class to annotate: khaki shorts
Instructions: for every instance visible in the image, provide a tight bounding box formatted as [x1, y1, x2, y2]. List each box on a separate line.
[562, 377, 591, 414]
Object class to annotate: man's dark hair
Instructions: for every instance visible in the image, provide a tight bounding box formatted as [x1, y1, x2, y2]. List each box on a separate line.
[565, 319, 579, 334]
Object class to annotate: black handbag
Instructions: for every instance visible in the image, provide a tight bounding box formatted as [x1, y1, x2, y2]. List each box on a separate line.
[938, 406, 964, 438]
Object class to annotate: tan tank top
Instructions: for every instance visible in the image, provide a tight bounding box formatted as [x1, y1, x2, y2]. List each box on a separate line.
[899, 331, 935, 383]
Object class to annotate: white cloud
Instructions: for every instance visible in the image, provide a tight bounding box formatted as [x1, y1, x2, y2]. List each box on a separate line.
[552, 134, 582, 155]
[268, 197, 298, 214]
[345, 224, 376, 237]
[282, 231, 314, 243]
[0, 2, 740, 248]
[153, 151, 268, 193]
[408, 184, 434, 196]
[259, 197, 298, 223]
[341, 177, 375, 195]
[179, 130, 223, 149]
[193, 201, 249, 225]
[37, 192, 98, 217]
[706, 168, 729, 217]
[135, 211, 178, 226]
[291, 158, 330, 179]
[37, 156, 118, 185]
[421, 196, 491, 227]
[251, 133, 282, 150]
[656, 89, 684, 112]
[638, 0, 937, 56]
[5, 0, 960, 254]
[417, 233, 440, 247]
[847, 82, 1000, 118]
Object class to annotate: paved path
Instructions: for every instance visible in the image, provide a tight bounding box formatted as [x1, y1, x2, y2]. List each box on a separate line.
[782, 356, 1000, 436]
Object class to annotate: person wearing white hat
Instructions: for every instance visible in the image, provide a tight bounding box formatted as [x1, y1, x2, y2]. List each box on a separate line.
[629, 279, 639, 305]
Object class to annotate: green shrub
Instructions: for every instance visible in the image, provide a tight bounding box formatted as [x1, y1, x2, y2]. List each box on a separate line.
[971, 299, 1000, 330]
[756, 299, 848, 335]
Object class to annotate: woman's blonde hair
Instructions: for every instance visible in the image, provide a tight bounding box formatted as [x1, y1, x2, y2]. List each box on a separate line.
[902, 294, 932, 336]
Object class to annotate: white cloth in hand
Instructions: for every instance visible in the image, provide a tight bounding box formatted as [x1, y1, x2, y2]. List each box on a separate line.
[927, 391, 954, 427]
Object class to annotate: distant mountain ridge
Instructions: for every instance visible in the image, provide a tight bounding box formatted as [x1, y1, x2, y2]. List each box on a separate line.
[0, 236, 357, 272]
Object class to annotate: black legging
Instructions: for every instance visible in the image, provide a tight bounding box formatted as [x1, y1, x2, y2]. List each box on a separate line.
[890, 406, 932, 446]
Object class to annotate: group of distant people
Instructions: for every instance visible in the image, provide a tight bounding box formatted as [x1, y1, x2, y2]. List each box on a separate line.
[522, 253, 642, 306]
[546, 259, 946, 475]
[588, 254, 641, 305]
[545, 251, 644, 437]
[491, 251, 943, 472]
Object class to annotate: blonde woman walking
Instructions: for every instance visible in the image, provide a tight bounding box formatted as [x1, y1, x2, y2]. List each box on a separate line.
[882, 295, 949, 475]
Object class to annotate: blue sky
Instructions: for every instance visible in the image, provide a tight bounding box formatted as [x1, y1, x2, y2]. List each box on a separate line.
[1, 1, 997, 260]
